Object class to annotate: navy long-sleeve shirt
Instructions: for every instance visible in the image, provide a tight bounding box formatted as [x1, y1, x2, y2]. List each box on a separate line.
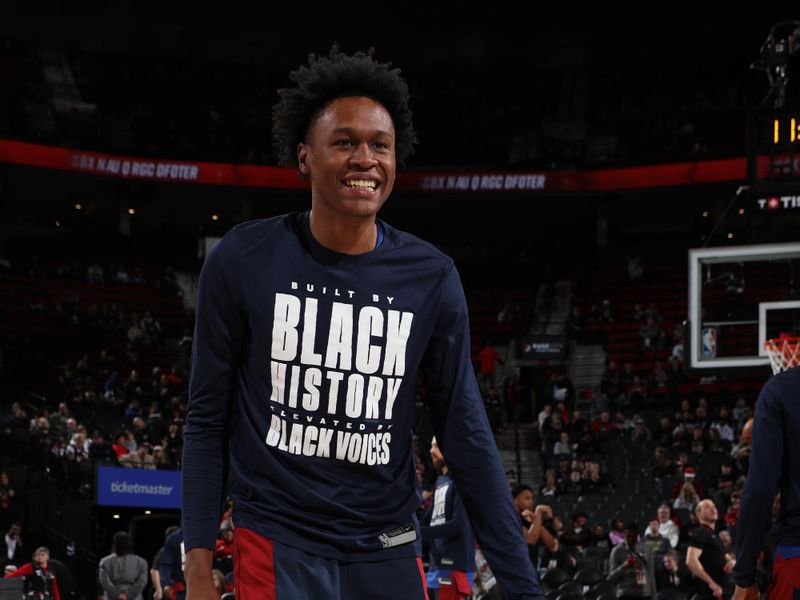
[733, 367, 800, 587]
[420, 471, 476, 572]
[182, 212, 543, 598]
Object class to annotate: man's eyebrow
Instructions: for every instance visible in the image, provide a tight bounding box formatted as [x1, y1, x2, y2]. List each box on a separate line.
[331, 127, 393, 137]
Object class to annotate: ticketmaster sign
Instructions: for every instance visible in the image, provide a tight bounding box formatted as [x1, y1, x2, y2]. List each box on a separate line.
[96, 466, 181, 509]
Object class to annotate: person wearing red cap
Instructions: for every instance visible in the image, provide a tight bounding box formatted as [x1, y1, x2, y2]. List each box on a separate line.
[671, 466, 706, 501]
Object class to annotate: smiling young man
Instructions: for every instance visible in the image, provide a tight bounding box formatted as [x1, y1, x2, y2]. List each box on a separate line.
[181, 46, 543, 599]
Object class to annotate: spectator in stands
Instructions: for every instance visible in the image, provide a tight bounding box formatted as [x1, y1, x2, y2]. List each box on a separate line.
[600, 299, 613, 323]
[512, 485, 558, 572]
[565, 306, 584, 340]
[562, 470, 585, 496]
[674, 482, 701, 512]
[666, 357, 685, 395]
[540, 470, 559, 499]
[98, 531, 148, 600]
[590, 524, 610, 551]
[120, 445, 155, 470]
[710, 407, 735, 445]
[152, 446, 170, 469]
[476, 339, 503, 390]
[213, 526, 234, 576]
[608, 517, 626, 547]
[4, 546, 61, 600]
[89, 432, 116, 463]
[630, 416, 651, 443]
[88, 262, 104, 284]
[608, 522, 656, 598]
[642, 520, 671, 558]
[560, 512, 591, 550]
[537, 403, 552, 430]
[553, 432, 572, 458]
[638, 317, 660, 349]
[211, 569, 232, 597]
[111, 434, 129, 459]
[672, 466, 705, 500]
[1, 523, 24, 567]
[0, 473, 16, 529]
[656, 549, 693, 595]
[686, 499, 734, 600]
[656, 504, 679, 548]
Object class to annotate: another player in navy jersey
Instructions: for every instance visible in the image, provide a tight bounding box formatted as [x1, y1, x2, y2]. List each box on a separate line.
[421, 437, 476, 600]
[182, 45, 544, 599]
[733, 365, 800, 600]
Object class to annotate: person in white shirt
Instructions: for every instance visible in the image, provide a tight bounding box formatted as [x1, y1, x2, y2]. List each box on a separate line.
[656, 504, 679, 548]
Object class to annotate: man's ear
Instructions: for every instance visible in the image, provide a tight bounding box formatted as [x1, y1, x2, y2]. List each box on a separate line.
[297, 143, 309, 179]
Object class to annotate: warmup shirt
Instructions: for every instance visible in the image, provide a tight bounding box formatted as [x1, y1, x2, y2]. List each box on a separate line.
[734, 367, 800, 587]
[420, 471, 475, 588]
[182, 212, 543, 598]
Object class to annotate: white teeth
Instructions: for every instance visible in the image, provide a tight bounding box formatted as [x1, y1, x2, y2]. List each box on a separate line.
[345, 180, 377, 190]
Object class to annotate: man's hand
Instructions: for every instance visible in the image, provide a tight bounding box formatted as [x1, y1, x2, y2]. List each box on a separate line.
[724, 559, 735, 574]
[732, 585, 759, 600]
[534, 505, 553, 519]
[153, 587, 162, 600]
[521, 508, 535, 523]
[118, 593, 128, 600]
[709, 581, 723, 598]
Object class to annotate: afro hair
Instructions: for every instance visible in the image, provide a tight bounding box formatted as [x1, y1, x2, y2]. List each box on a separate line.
[272, 44, 417, 168]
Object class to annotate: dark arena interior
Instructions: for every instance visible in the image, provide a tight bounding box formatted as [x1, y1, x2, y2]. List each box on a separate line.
[1, 6, 800, 600]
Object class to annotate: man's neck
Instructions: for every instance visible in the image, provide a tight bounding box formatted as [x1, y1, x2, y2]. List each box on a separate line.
[309, 209, 377, 255]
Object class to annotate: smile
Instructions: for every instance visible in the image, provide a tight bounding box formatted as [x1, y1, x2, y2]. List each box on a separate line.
[343, 179, 378, 192]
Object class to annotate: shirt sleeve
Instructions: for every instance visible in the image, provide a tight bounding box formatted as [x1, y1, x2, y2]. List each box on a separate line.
[182, 230, 247, 551]
[733, 377, 783, 587]
[420, 263, 544, 600]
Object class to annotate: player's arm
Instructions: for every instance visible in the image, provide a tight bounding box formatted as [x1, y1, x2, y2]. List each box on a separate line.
[421, 263, 543, 600]
[733, 379, 783, 589]
[686, 546, 722, 597]
[181, 229, 246, 577]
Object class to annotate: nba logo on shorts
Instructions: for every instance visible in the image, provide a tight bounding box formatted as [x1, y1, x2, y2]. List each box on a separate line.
[701, 327, 717, 358]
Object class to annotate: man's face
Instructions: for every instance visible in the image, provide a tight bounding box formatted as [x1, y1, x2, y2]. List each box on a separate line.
[514, 490, 534, 513]
[648, 520, 660, 536]
[624, 528, 638, 547]
[298, 96, 396, 222]
[33, 550, 47, 566]
[696, 500, 718, 524]
[663, 555, 677, 571]
[429, 438, 446, 471]
[658, 507, 669, 523]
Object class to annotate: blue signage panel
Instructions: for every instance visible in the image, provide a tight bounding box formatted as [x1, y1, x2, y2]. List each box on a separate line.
[96, 466, 181, 509]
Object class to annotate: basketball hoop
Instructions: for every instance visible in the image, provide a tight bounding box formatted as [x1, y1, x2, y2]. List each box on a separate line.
[764, 333, 800, 374]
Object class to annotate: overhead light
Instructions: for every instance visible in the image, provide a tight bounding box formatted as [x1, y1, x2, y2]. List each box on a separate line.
[738, 208, 745, 215]
[113, 514, 120, 520]
[55, 220, 61, 227]
[74, 203, 82, 210]
[702, 211, 709, 218]
[727, 233, 734, 239]
[144, 510, 151, 515]
[128, 208, 135, 215]
[211, 214, 219, 221]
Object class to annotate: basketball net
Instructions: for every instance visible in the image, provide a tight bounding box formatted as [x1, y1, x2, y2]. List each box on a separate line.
[764, 333, 800, 374]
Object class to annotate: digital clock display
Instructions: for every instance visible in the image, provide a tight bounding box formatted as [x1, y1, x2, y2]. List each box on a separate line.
[773, 116, 800, 146]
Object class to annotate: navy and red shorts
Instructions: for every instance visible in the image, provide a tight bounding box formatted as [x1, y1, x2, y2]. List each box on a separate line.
[233, 526, 429, 600]
[768, 551, 800, 599]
